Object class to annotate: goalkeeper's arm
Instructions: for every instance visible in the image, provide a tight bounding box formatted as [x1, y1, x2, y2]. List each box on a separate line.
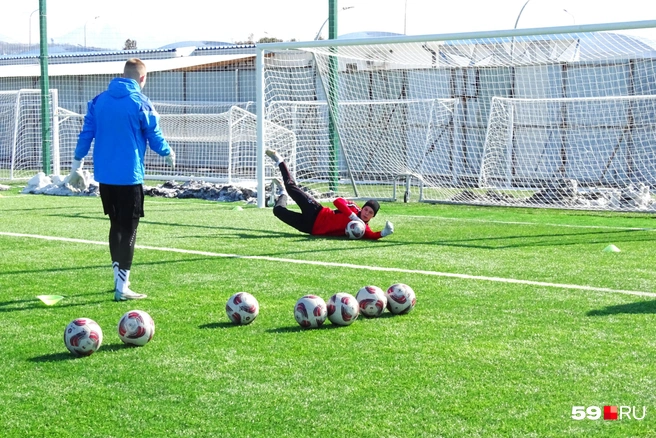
[333, 197, 364, 224]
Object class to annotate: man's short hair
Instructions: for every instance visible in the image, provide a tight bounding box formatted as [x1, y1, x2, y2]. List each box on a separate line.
[124, 58, 147, 81]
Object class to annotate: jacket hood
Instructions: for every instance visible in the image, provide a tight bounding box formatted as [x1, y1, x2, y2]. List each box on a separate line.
[107, 77, 141, 98]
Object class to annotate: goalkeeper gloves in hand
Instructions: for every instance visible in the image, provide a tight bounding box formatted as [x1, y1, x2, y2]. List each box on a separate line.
[63, 159, 84, 185]
[71, 158, 83, 173]
[348, 212, 364, 224]
[381, 221, 394, 237]
[165, 150, 176, 170]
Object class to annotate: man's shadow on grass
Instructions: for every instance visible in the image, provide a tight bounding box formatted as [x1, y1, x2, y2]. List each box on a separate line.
[0, 258, 211, 313]
[587, 300, 656, 316]
[0, 257, 209, 278]
[0, 298, 108, 313]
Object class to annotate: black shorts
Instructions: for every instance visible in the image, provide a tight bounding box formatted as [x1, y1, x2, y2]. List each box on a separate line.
[99, 183, 144, 221]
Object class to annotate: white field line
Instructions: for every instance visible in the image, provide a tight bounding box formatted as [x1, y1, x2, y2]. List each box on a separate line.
[404, 214, 656, 231]
[2, 231, 655, 298]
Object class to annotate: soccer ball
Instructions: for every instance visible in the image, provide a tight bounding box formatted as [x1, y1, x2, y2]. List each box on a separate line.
[294, 295, 327, 329]
[327, 292, 359, 326]
[226, 292, 260, 325]
[118, 310, 155, 346]
[345, 220, 366, 239]
[356, 285, 388, 318]
[386, 283, 416, 315]
[64, 318, 103, 357]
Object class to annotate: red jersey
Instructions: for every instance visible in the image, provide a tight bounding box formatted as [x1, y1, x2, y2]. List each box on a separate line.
[311, 198, 382, 239]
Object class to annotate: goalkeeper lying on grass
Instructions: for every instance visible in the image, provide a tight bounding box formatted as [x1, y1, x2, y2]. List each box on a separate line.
[265, 149, 394, 240]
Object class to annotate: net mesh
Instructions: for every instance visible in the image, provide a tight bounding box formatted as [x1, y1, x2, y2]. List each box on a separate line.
[261, 29, 656, 210]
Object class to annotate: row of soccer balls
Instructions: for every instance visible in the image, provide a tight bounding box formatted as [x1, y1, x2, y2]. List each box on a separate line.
[63, 283, 416, 357]
[64, 310, 154, 357]
[227, 283, 417, 328]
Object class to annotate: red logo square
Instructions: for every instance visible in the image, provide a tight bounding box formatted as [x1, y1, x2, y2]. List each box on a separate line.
[604, 406, 618, 420]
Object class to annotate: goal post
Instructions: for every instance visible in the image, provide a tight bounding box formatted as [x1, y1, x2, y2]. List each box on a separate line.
[257, 20, 656, 211]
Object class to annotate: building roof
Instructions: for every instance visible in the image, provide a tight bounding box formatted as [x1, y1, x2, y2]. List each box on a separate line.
[0, 53, 255, 78]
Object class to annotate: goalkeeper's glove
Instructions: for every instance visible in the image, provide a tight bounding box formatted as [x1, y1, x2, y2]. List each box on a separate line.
[71, 158, 83, 173]
[380, 221, 394, 237]
[165, 150, 176, 170]
[348, 212, 364, 224]
[63, 159, 84, 185]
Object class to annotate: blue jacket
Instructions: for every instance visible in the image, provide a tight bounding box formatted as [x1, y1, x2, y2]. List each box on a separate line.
[74, 77, 172, 185]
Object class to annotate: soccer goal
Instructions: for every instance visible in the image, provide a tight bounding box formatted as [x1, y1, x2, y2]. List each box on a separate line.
[479, 95, 656, 210]
[19, 103, 295, 185]
[257, 20, 656, 211]
[0, 89, 59, 180]
[151, 105, 296, 183]
[266, 98, 458, 201]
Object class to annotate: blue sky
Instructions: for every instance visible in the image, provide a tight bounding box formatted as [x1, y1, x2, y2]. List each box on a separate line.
[1, 0, 655, 50]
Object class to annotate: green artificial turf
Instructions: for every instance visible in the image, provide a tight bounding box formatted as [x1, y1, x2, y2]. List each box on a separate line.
[1, 188, 655, 437]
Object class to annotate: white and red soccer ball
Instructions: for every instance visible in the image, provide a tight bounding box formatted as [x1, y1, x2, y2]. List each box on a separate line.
[118, 310, 155, 346]
[386, 283, 416, 315]
[356, 285, 388, 318]
[327, 292, 359, 326]
[64, 318, 103, 357]
[294, 295, 327, 329]
[345, 220, 366, 239]
[226, 292, 260, 325]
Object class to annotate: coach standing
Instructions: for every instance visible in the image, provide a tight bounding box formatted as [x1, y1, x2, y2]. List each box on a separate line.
[68, 58, 175, 301]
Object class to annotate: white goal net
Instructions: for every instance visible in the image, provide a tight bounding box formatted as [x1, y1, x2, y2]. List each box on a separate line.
[266, 98, 457, 200]
[0, 89, 57, 180]
[6, 102, 295, 184]
[480, 95, 656, 210]
[259, 23, 656, 210]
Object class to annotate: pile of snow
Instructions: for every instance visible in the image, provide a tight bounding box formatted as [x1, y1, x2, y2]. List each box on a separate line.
[144, 180, 325, 204]
[144, 180, 258, 203]
[450, 179, 654, 210]
[21, 171, 332, 205]
[22, 171, 99, 196]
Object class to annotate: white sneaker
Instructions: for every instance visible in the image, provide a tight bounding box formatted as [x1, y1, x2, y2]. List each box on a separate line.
[268, 183, 276, 207]
[271, 178, 284, 193]
[114, 288, 147, 301]
[265, 149, 283, 164]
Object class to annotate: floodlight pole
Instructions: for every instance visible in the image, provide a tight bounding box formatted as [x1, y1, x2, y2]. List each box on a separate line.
[563, 9, 575, 25]
[404, 0, 408, 35]
[29, 9, 38, 49]
[84, 16, 100, 48]
[315, 6, 354, 40]
[514, 0, 532, 29]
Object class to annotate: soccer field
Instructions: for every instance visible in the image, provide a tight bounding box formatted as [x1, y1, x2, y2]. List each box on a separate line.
[1, 186, 655, 437]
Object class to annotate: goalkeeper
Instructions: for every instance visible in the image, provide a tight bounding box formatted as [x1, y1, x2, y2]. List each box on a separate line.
[67, 58, 175, 301]
[265, 149, 394, 239]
